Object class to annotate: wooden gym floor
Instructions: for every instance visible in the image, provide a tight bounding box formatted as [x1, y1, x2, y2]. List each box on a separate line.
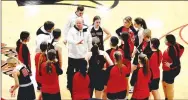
[1, 1, 188, 99]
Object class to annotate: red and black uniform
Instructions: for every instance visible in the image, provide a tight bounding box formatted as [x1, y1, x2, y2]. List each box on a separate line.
[34, 52, 47, 90]
[104, 65, 129, 99]
[72, 72, 90, 100]
[106, 48, 125, 68]
[119, 43, 134, 77]
[162, 43, 184, 84]
[17, 65, 35, 100]
[16, 43, 31, 73]
[116, 26, 135, 48]
[131, 40, 152, 86]
[131, 67, 151, 100]
[88, 54, 106, 97]
[40, 62, 62, 100]
[149, 50, 162, 90]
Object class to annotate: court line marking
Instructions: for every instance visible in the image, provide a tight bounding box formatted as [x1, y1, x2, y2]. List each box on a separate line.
[159, 24, 188, 45]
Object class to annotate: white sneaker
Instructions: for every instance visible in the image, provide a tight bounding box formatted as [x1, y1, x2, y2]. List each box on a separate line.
[129, 86, 134, 93]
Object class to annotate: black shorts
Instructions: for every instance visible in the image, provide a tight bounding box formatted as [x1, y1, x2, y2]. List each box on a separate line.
[150, 78, 160, 91]
[162, 67, 181, 84]
[89, 70, 105, 91]
[17, 84, 36, 100]
[42, 92, 61, 100]
[107, 90, 126, 99]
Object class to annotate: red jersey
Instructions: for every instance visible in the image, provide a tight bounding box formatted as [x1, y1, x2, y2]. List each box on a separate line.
[35, 52, 47, 82]
[17, 43, 31, 67]
[106, 48, 125, 68]
[40, 62, 60, 94]
[119, 44, 134, 73]
[72, 72, 90, 100]
[105, 65, 129, 93]
[162, 43, 184, 71]
[149, 51, 162, 79]
[122, 27, 135, 50]
[132, 68, 151, 99]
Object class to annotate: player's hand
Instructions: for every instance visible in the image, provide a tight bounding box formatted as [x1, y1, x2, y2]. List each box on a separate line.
[77, 40, 83, 45]
[165, 62, 172, 67]
[63, 40, 67, 45]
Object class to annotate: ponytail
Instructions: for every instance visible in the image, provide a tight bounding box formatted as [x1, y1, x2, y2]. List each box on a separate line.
[138, 54, 149, 76]
[38, 52, 45, 76]
[121, 32, 131, 60]
[134, 17, 147, 29]
[16, 39, 22, 53]
[46, 61, 52, 74]
[91, 44, 99, 57]
[142, 19, 147, 29]
[143, 57, 149, 76]
[80, 59, 87, 77]
[114, 51, 123, 68]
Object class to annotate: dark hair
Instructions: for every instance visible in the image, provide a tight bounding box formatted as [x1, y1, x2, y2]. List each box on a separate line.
[151, 38, 160, 64]
[166, 34, 180, 66]
[138, 54, 149, 76]
[16, 31, 30, 52]
[79, 59, 87, 77]
[53, 28, 61, 39]
[134, 17, 147, 29]
[110, 36, 119, 50]
[40, 41, 48, 52]
[77, 5, 84, 11]
[44, 21, 55, 31]
[166, 34, 176, 45]
[38, 42, 48, 75]
[46, 49, 56, 74]
[121, 32, 131, 60]
[93, 16, 101, 25]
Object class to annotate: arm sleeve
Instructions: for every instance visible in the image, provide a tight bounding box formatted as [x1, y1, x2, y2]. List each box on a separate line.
[22, 45, 29, 67]
[54, 62, 63, 75]
[138, 30, 144, 46]
[130, 68, 139, 86]
[115, 26, 122, 37]
[63, 18, 72, 41]
[130, 25, 138, 36]
[87, 32, 92, 51]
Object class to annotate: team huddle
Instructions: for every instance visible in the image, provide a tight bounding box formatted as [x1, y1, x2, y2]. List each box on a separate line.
[5, 5, 184, 100]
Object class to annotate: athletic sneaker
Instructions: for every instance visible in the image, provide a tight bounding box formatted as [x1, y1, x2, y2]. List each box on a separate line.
[129, 86, 134, 93]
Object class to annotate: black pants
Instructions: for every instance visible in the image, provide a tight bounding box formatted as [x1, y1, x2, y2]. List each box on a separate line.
[66, 57, 84, 93]
[89, 70, 105, 98]
[162, 67, 181, 84]
[107, 90, 126, 99]
[17, 85, 35, 100]
[42, 92, 61, 100]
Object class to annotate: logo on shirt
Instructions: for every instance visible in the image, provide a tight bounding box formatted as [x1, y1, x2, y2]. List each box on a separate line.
[21, 68, 29, 77]
[15, 0, 119, 9]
